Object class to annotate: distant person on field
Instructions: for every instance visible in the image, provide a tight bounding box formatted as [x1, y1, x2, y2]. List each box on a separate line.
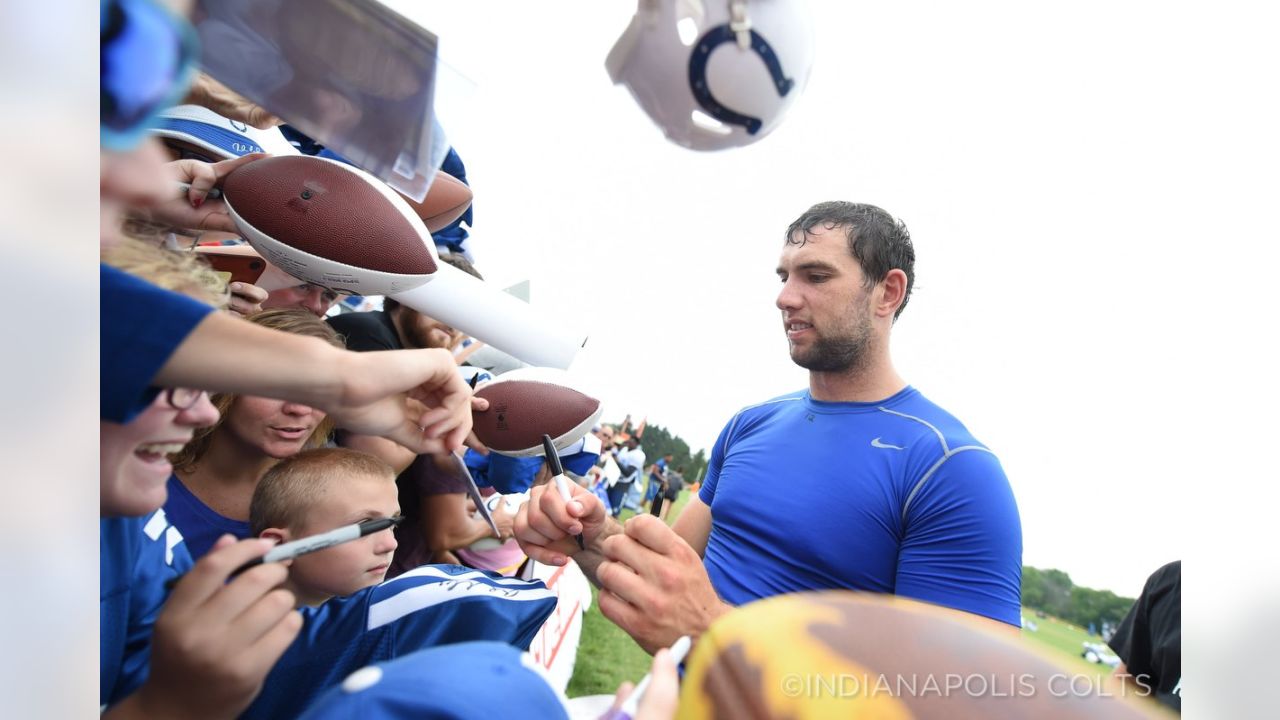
[659, 465, 685, 522]
[645, 453, 673, 507]
[607, 434, 645, 518]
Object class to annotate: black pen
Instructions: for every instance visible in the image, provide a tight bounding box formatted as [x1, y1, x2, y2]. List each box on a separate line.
[449, 452, 499, 537]
[649, 487, 665, 517]
[165, 516, 403, 591]
[542, 434, 585, 550]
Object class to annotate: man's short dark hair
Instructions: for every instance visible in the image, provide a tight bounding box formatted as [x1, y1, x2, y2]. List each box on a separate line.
[784, 202, 916, 320]
[384, 253, 482, 313]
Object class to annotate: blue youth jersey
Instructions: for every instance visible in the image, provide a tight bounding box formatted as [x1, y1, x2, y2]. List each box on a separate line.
[243, 565, 557, 719]
[103, 510, 556, 716]
[700, 387, 1022, 625]
[100, 510, 192, 707]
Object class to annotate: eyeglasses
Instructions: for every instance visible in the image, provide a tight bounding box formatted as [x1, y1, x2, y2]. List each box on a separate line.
[163, 387, 206, 410]
[100, 0, 200, 150]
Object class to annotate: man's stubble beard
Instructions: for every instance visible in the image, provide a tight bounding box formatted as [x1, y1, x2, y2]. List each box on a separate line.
[789, 302, 875, 374]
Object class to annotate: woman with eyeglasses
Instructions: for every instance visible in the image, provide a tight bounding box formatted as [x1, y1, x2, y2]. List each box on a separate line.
[99, 237, 235, 518]
[164, 308, 346, 560]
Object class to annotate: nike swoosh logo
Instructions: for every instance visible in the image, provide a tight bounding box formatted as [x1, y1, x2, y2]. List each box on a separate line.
[870, 438, 905, 450]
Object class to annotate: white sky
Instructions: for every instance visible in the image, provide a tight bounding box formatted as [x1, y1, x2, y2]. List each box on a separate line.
[380, 1, 1278, 599]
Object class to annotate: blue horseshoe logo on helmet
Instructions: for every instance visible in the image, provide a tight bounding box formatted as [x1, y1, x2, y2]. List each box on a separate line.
[688, 24, 794, 135]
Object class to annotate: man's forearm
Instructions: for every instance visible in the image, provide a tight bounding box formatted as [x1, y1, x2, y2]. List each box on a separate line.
[156, 312, 346, 408]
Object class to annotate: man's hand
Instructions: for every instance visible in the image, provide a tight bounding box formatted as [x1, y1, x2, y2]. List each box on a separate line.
[124, 536, 301, 720]
[143, 153, 266, 235]
[328, 348, 479, 454]
[184, 72, 282, 129]
[514, 481, 612, 566]
[227, 282, 268, 317]
[597, 515, 730, 654]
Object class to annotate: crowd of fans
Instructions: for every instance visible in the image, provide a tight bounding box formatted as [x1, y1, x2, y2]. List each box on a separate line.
[100, 1, 1176, 718]
[100, 1, 621, 718]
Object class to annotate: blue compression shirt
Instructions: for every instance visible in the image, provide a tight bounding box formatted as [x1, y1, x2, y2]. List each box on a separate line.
[700, 387, 1022, 625]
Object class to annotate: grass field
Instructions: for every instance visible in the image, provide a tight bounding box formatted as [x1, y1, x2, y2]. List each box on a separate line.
[1019, 610, 1116, 675]
[565, 489, 1114, 696]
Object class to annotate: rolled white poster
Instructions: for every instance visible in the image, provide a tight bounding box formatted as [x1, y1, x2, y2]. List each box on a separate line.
[389, 261, 587, 370]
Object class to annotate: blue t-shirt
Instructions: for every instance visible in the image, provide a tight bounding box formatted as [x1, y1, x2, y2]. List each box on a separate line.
[100, 510, 192, 707]
[700, 387, 1023, 626]
[101, 264, 213, 423]
[163, 475, 251, 560]
[649, 457, 668, 483]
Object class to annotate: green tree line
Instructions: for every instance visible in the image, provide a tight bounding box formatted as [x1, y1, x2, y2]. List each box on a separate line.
[1023, 566, 1135, 630]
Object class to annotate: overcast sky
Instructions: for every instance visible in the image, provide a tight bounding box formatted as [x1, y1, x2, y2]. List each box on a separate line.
[376, 1, 1279, 599]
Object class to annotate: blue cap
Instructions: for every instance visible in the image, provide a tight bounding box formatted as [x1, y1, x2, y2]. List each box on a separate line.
[296, 642, 569, 720]
[154, 105, 298, 160]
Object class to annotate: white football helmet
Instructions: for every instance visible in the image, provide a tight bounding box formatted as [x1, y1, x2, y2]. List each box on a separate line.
[606, 0, 815, 151]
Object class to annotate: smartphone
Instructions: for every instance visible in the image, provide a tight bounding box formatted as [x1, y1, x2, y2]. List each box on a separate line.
[194, 246, 268, 286]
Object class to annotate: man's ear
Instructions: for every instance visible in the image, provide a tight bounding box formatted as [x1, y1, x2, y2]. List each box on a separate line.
[260, 527, 292, 544]
[876, 269, 908, 319]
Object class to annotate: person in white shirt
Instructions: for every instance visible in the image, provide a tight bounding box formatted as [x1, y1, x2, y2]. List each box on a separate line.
[606, 435, 646, 518]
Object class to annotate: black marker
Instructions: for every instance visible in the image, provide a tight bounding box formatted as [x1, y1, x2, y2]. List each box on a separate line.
[165, 516, 403, 590]
[449, 452, 499, 537]
[543, 434, 585, 550]
[649, 488, 665, 517]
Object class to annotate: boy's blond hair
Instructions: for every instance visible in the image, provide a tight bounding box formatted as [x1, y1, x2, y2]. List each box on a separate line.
[249, 447, 396, 536]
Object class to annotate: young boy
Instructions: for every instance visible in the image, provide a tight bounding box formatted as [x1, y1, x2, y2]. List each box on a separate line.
[250, 448, 401, 607]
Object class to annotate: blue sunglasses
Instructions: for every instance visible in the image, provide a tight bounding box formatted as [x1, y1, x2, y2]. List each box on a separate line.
[100, 0, 200, 150]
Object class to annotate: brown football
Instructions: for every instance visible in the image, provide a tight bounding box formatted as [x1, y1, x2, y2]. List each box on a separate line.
[473, 368, 603, 457]
[223, 155, 435, 274]
[401, 171, 473, 234]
